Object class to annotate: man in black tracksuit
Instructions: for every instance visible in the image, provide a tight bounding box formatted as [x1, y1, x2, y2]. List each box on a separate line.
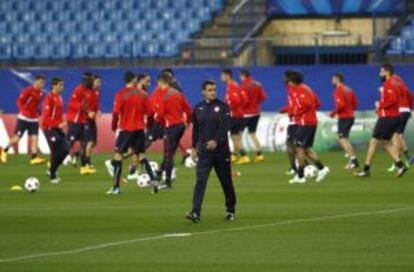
[186, 80, 237, 223]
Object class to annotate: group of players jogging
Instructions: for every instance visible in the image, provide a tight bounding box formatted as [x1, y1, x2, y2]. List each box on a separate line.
[0, 63, 412, 191]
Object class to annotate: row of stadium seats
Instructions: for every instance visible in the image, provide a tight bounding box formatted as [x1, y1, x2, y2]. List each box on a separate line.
[0, 0, 223, 12]
[388, 19, 414, 54]
[0, 43, 181, 59]
[0, 0, 223, 59]
[0, 8, 213, 24]
[267, 0, 403, 15]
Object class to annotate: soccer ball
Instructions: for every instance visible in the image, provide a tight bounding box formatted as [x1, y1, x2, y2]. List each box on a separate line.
[149, 161, 159, 172]
[24, 177, 40, 192]
[184, 156, 197, 168]
[304, 165, 318, 179]
[162, 168, 177, 181]
[137, 174, 151, 188]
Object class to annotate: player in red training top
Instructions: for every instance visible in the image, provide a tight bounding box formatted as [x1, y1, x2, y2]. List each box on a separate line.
[385, 73, 414, 172]
[41, 77, 68, 184]
[279, 70, 299, 175]
[0, 75, 46, 165]
[239, 69, 267, 163]
[221, 69, 248, 163]
[106, 72, 158, 195]
[83, 74, 101, 170]
[356, 64, 408, 178]
[288, 71, 330, 184]
[329, 73, 359, 170]
[63, 72, 96, 175]
[154, 72, 192, 189]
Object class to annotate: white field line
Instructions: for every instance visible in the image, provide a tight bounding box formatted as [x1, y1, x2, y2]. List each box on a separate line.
[0, 206, 413, 264]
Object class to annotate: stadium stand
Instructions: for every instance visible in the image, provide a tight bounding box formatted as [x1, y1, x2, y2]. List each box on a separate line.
[388, 17, 414, 54]
[0, 0, 223, 60]
[267, 0, 406, 16]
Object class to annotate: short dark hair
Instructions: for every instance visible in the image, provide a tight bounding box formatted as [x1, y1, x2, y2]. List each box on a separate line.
[51, 77, 63, 86]
[161, 68, 174, 77]
[124, 71, 136, 83]
[240, 69, 250, 77]
[92, 74, 101, 80]
[289, 71, 304, 84]
[221, 69, 233, 78]
[137, 73, 149, 82]
[284, 70, 296, 81]
[202, 80, 216, 90]
[333, 73, 344, 82]
[157, 72, 172, 84]
[34, 74, 45, 81]
[381, 63, 394, 74]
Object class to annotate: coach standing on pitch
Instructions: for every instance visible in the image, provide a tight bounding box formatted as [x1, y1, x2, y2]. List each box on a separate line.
[186, 80, 236, 223]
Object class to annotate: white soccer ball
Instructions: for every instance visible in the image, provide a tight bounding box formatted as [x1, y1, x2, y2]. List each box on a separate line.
[184, 156, 197, 168]
[24, 177, 40, 192]
[304, 165, 318, 179]
[162, 168, 177, 181]
[137, 174, 151, 188]
[149, 161, 159, 172]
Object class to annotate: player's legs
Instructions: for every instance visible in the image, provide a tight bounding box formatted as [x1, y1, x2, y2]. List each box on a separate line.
[337, 118, 358, 169]
[213, 151, 236, 218]
[190, 153, 213, 218]
[108, 131, 129, 194]
[1, 119, 27, 162]
[247, 115, 263, 162]
[46, 129, 69, 183]
[28, 122, 46, 165]
[235, 118, 250, 165]
[84, 120, 97, 167]
[285, 124, 298, 174]
[163, 124, 185, 187]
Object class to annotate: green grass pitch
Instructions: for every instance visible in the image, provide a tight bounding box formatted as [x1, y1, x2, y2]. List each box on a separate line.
[0, 151, 413, 272]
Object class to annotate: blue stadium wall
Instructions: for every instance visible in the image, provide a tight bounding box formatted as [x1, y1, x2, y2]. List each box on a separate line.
[1, 64, 414, 113]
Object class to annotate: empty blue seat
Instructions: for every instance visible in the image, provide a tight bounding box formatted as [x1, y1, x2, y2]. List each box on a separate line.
[72, 44, 87, 58]
[0, 44, 12, 60]
[50, 44, 71, 59]
[141, 42, 159, 57]
[13, 44, 35, 59]
[159, 43, 179, 57]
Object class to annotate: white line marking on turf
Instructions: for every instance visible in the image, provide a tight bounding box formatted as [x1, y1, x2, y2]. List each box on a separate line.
[0, 206, 412, 264]
[163, 233, 192, 237]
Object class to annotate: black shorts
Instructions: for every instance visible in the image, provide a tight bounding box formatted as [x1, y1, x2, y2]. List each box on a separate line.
[84, 120, 97, 143]
[115, 130, 146, 154]
[294, 125, 317, 148]
[286, 124, 298, 144]
[242, 115, 260, 133]
[44, 128, 69, 155]
[338, 118, 354, 138]
[372, 117, 400, 141]
[146, 122, 164, 142]
[230, 117, 243, 135]
[67, 123, 86, 143]
[15, 119, 39, 137]
[396, 112, 411, 134]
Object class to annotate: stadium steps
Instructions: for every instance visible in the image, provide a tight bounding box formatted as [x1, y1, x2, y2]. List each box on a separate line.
[183, 0, 267, 66]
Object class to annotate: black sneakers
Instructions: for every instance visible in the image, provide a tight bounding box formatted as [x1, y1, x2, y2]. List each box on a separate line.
[224, 212, 235, 222]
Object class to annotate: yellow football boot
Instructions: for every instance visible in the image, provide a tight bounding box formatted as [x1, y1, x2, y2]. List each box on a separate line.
[236, 155, 251, 165]
[30, 157, 46, 165]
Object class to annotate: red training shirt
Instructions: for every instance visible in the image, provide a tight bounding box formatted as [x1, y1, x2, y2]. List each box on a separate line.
[377, 77, 400, 118]
[41, 91, 64, 130]
[330, 84, 358, 119]
[112, 86, 152, 131]
[154, 87, 192, 128]
[241, 76, 267, 116]
[16, 85, 43, 120]
[66, 84, 90, 124]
